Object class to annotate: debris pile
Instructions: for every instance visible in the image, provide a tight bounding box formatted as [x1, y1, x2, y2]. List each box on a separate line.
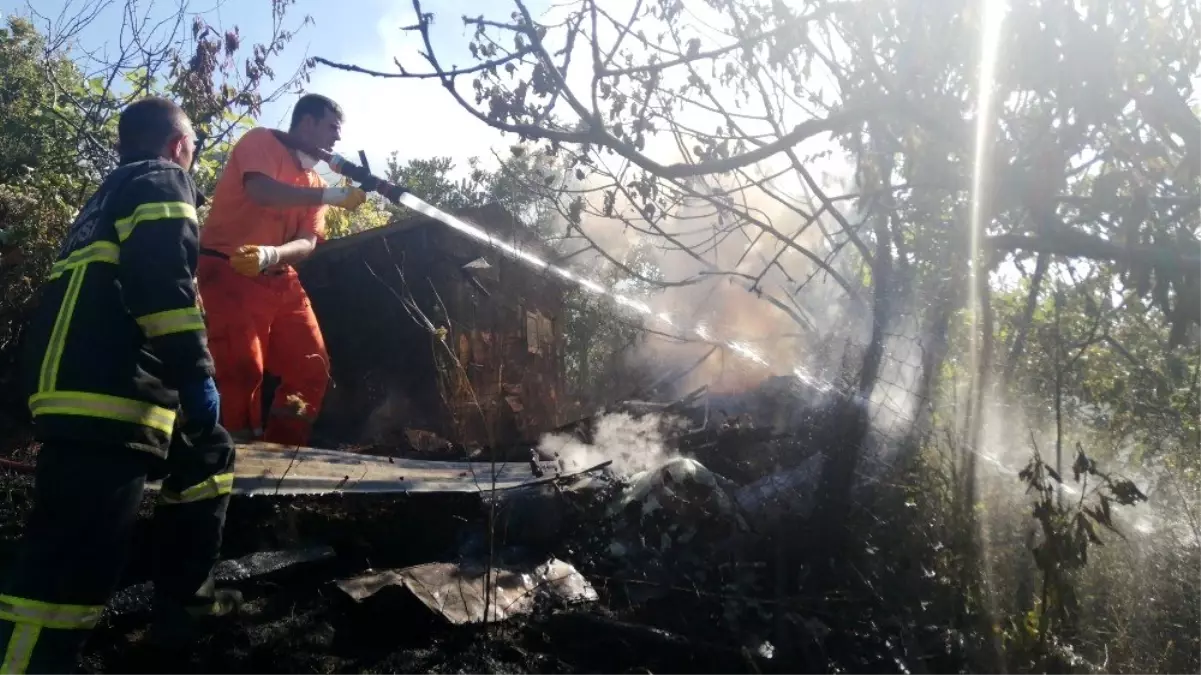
[0, 374, 938, 674]
[603, 457, 748, 583]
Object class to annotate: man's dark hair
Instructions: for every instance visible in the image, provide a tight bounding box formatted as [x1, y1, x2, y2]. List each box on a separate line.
[289, 93, 342, 130]
[117, 97, 189, 162]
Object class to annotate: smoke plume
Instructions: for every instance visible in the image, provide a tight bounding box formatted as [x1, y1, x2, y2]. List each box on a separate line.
[538, 412, 680, 478]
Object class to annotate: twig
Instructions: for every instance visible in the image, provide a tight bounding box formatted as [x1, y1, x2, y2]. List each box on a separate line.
[272, 445, 304, 496]
[311, 49, 535, 80]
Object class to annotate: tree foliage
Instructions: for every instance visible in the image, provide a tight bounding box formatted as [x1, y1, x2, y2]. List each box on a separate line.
[0, 4, 308, 423]
[0, 16, 104, 408]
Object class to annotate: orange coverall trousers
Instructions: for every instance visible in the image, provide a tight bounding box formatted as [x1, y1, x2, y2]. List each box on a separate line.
[197, 255, 329, 446]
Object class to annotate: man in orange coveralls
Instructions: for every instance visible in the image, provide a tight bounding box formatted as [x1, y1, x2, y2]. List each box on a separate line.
[197, 93, 366, 446]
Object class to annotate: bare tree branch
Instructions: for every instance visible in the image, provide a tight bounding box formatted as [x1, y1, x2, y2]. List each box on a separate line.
[311, 46, 536, 81]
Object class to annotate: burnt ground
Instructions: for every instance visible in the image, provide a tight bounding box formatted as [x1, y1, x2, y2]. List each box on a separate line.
[0, 477, 973, 675]
[0, 463, 785, 674]
[0, 418, 979, 674]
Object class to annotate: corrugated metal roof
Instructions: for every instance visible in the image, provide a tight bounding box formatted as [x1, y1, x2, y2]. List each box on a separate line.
[147, 442, 559, 497]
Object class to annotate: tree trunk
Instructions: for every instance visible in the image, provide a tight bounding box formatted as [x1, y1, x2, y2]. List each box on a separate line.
[897, 276, 954, 467]
[1002, 252, 1049, 387]
[811, 208, 893, 581]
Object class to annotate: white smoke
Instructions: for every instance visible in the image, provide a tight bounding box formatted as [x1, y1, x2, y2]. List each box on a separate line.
[538, 412, 680, 478]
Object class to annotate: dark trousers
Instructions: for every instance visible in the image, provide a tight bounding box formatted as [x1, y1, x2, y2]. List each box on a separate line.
[0, 427, 236, 674]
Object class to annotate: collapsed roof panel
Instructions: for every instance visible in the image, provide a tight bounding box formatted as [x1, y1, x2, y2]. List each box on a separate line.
[146, 442, 559, 496]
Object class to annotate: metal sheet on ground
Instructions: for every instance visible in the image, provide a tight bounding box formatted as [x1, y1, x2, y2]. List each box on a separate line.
[336, 558, 598, 624]
[146, 442, 559, 496]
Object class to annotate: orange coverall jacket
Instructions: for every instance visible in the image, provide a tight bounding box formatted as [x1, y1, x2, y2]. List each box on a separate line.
[196, 127, 330, 446]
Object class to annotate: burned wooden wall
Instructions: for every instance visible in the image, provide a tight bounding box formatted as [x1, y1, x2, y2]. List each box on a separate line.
[298, 204, 566, 449]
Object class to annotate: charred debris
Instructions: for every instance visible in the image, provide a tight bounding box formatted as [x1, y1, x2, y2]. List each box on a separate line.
[26, 354, 939, 673]
[3, 204, 962, 672]
[78, 371, 897, 673]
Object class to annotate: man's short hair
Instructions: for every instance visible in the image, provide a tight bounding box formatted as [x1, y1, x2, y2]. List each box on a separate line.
[117, 97, 190, 162]
[290, 93, 342, 130]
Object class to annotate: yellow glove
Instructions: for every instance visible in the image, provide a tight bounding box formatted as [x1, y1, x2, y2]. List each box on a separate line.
[321, 186, 367, 211]
[231, 245, 280, 277]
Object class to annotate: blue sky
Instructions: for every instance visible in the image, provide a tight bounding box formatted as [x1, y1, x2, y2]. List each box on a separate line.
[0, 0, 548, 174]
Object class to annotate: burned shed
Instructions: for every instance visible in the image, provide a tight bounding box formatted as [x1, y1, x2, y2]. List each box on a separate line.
[298, 203, 567, 450]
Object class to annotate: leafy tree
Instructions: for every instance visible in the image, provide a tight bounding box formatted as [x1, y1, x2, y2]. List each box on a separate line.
[0, 17, 103, 417]
[0, 18, 107, 196]
[382, 147, 568, 236]
[384, 154, 489, 212]
[0, 4, 309, 427]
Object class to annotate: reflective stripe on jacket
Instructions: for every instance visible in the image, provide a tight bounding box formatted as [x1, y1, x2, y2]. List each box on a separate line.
[19, 157, 214, 456]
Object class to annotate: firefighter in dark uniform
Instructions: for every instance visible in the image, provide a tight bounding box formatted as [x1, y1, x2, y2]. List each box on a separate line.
[0, 97, 241, 674]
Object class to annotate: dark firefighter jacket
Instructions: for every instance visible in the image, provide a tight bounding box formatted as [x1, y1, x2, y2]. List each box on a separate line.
[20, 156, 213, 457]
